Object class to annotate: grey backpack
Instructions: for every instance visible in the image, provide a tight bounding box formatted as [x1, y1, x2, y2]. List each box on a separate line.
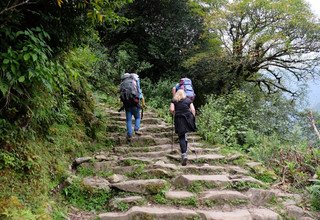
[120, 75, 139, 105]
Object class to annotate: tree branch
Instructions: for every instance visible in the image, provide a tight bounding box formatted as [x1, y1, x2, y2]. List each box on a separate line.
[307, 111, 320, 141]
[0, 0, 38, 15]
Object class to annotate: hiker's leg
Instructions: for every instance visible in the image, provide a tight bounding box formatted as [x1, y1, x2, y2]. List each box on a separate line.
[133, 106, 141, 132]
[178, 134, 187, 154]
[125, 108, 133, 137]
[179, 133, 188, 166]
[185, 133, 188, 149]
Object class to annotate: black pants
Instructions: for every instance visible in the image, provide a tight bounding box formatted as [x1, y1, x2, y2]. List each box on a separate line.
[178, 134, 188, 154]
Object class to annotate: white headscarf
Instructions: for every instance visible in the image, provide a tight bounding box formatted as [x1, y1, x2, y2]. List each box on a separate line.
[121, 73, 131, 80]
[131, 73, 139, 81]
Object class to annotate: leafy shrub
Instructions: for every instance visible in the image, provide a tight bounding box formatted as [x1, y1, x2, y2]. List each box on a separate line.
[308, 180, 320, 211]
[197, 89, 300, 147]
[63, 180, 111, 211]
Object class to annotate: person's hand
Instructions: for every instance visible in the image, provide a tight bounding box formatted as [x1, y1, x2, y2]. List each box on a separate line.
[141, 97, 146, 109]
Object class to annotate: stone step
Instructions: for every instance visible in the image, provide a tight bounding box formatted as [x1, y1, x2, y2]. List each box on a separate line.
[174, 174, 231, 188]
[143, 168, 174, 178]
[199, 190, 249, 203]
[198, 209, 252, 220]
[112, 179, 168, 194]
[108, 120, 167, 128]
[107, 135, 158, 145]
[99, 206, 280, 220]
[106, 110, 158, 118]
[143, 131, 203, 139]
[109, 117, 163, 125]
[109, 196, 146, 211]
[229, 175, 264, 185]
[115, 144, 220, 155]
[180, 164, 249, 175]
[249, 208, 280, 220]
[167, 153, 225, 162]
[114, 144, 174, 153]
[165, 190, 195, 200]
[152, 161, 249, 175]
[118, 157, 154, 165]
[130, 149, 172, 158]
[99, 206, 199, 220]
[139, 124, 172, 132]
[153, 160, 179, 171]
[174, 174, 264, 189]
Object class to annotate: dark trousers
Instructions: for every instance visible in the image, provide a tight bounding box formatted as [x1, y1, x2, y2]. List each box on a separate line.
[178, 134, 188, 154]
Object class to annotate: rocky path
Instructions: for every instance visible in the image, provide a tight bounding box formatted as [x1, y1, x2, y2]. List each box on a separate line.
[68, 109, 316, 220]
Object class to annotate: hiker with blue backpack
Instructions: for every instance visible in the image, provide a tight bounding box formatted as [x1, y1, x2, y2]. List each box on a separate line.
[119, 73, 144, 142]
[170, 78, 196, 166]
[172, 77, 196, 101]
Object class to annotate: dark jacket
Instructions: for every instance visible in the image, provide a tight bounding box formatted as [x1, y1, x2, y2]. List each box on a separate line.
[172, 98, 196, 135]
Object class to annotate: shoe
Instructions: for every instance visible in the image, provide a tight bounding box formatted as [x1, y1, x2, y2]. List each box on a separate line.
[181, 153, 188, 166]
[126, 135, 132, 143]
[135, 130, 143, 136]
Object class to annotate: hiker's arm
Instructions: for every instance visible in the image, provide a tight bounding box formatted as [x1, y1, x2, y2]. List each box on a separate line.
[172, 86, 176, 97]
[170, 103, 175, 114]
[190, 103, 196, 116]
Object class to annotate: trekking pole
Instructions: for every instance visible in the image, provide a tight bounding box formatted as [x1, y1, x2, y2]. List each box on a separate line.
[192, 134, 198, 159]
[171, 114, 174, 153]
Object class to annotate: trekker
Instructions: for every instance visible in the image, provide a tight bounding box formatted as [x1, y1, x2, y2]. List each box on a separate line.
[119, 73, 144, 142]
[172, 77, 195, 102]
[170, 89, 196, 166]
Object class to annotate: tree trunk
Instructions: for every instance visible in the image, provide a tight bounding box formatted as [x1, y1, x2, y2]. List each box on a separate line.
[307, 111, 320, 141]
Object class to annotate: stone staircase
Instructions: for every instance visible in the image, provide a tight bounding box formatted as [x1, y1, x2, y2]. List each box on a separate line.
[68, 109, 317, 220]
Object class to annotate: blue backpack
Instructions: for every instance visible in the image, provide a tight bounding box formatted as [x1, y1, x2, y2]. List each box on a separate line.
[176, 78, 195, 101]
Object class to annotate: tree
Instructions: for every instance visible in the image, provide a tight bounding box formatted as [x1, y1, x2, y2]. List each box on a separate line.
[100, 0, 205, 80]
[202, 0, 320, 95]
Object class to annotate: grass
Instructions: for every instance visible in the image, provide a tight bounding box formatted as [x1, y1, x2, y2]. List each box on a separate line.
[186, 181, 217, 193]
[62, 179, 111, 211]
[120, 158, 149, 166]
[202, 198, 248, 207]
[227, 181, 267, 191]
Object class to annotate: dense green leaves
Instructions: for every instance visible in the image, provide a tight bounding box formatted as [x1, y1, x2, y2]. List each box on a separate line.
[101, 0, 205, 80]
[197, 88, 301, 146]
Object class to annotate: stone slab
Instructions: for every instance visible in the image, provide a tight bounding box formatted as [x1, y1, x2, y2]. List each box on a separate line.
[168, 154, 225, 161]
[198, 209, 252, 220]
[174, 175, 231, 187]
[199, 190, 249, 201]
[112, 179, 168, 194]
[165, 191, 195, 200]
[249, 208, 280, 220]
[99, 206, 199, 220]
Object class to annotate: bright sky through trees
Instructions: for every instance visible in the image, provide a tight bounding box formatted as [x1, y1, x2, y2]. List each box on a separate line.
[305, 0, 320, 109]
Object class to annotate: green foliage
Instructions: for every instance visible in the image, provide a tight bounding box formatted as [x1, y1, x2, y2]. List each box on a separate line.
[140, 78, 173, 123]
[198, 88, 301, 147]
[229, 181, 265, 191]
[187, 181, 216, 193]
[102, 0, 205, 81]
[125, 164, 146, 178]
[249, 138, 320, 187]
[308, 180, 320, 211]
[0, 27, 67, 131]
[0, 196, 41, 220]
[63, 179, 111, 211]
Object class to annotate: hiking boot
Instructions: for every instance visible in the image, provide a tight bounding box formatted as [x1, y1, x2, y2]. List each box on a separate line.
[126, 135, 132, 143]
[181, 153, 188, 166]
[135, 130, 143, 136]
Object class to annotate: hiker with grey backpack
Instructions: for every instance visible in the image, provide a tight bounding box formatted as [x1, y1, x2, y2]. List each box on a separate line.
[119, 73, 144, 142]
[170, 78, 196, 166]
